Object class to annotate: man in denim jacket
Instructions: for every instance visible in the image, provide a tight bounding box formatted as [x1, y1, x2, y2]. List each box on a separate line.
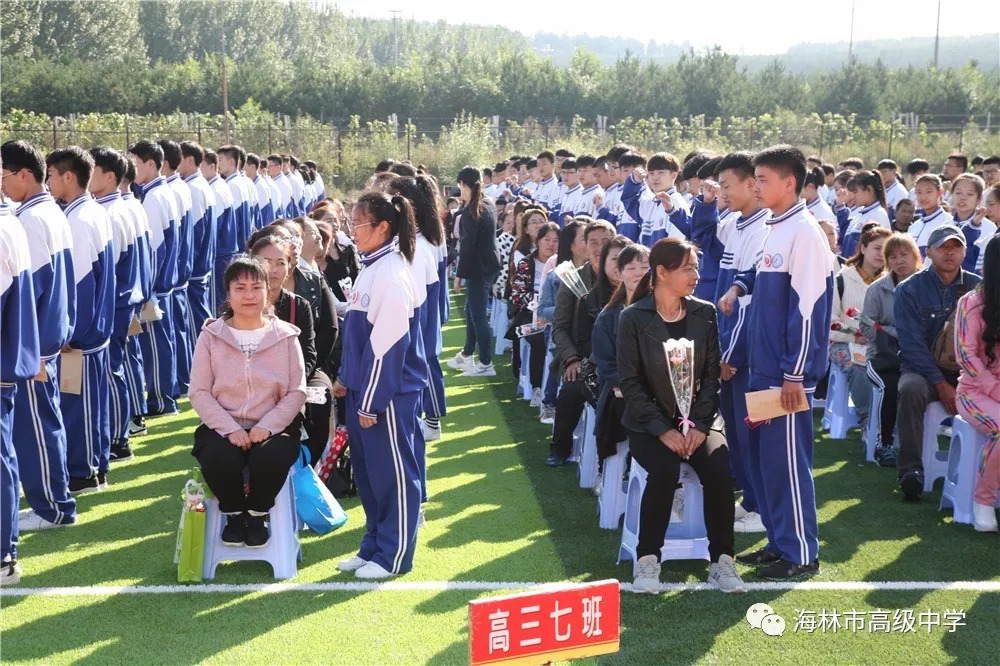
[893, 225, 981, 501]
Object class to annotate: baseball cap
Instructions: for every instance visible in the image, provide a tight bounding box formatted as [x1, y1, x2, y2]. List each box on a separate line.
[927, 224, 966, 249]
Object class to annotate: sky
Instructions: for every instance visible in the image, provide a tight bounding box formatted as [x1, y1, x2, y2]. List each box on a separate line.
[329, 0, 1000, 56]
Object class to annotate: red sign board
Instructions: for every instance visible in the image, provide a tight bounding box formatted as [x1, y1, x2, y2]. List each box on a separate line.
[469, 580, 620, 665]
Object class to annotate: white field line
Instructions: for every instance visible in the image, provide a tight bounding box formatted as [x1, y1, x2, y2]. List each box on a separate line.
[4, 579, 1000, 597]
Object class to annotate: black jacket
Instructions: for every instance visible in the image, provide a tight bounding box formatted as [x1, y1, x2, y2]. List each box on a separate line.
[293, 266, 339, 376]
[274, 289, 318, 378]
[456, 198, 502, 279]
[617, 295, 721, 437]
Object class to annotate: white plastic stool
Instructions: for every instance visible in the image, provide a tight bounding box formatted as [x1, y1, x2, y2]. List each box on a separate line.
[491, 299, 511, 356]
[568, 408, 584, 463]
[518, 338, 532, 400]
[939, 415, 998, 524]
[618, 461, 709, 576]
[578, 406, 599, 489]
[921, 401, 953, 493]
[202, 475, 302, 580]
[598, 441, 629, 529]
[822, 364, 859, 439]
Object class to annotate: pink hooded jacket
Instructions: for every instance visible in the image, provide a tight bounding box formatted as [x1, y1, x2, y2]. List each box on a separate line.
[189, 316, 307, 437]
[955, 289, 1000, 403]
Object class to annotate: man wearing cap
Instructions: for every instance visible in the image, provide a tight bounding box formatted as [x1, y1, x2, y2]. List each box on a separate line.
[893, 224, 981, 501]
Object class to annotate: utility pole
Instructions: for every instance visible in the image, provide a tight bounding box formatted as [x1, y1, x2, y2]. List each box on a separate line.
[390, 10, 401, 68]
[847, 0, 855, 62]
[222, 32, 231, 143]
[933, 0, 941, 68]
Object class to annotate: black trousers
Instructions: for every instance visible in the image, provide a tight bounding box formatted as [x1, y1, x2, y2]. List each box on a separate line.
[551, 380, 587, 458]
[193, 417, 302, 514]
[304, 370, 333, 465]
[627, 428, 734, 563]
[873, 366, 900, 449]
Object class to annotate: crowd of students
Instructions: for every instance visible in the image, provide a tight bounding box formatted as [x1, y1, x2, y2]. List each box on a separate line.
[462, 145, 1000, 592]
[2, 136, 998, 593]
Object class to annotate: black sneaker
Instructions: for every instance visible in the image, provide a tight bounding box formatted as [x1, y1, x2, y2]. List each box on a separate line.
[875, 446, 897, 468]
[221, 513, 246, 546]
[144, 408, 178, 419]
[128, 416, 147, 437]
[758, 558, 820, 581]
[69, 475, 100, 495]
[97, 471, 108, 489]
[900, 470, 923, 502]
[244, 514, 270, 548]
[545, 453, 569, 467]
[735, 547, 782, 568]
[110, 444, 134, 462]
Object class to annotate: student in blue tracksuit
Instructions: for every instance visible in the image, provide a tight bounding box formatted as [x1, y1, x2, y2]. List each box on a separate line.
[275, 156, 296, 217]
[129, 140, 180, 417]
[201, 150, 238, 313]
[621, 152, 691, 248]
[389, 175, 448, 500]
[235, 147, 261, 234]
[47, 147, 116, 493]
[159, 140, 195, 395]
[305, 161, 326, 201]
[710, 152, 772, 536]
[840, 171, 890, 259]
[687, 156, 728, 301]
[246, 154, 275, 227]
[89, 147, 143, 463]
[218, 146, 250, 250]
[2, 141, 79, 531]
[333, 191, 427, 580]
[1, 194, 41, 584]
[729, 146, 835, 580]
[119, 158, 152, 439]
[529, 151, 563, 222]
[803, 166, 835, 224]
[950, 174, 996, 273]
[179, 141, 217, 344]
[908, 174, 954, 257]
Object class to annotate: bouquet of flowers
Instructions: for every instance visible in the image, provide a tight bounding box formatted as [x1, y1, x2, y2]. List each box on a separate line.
[553, 261, 589, 299]
[663, 338, 696, 436]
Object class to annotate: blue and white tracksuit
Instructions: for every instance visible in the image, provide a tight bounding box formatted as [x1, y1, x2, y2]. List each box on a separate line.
[2, 206, 41, 560]
[840, 203, 890, 259]
[253, 175, 275, 227]
[120, 189, 152, 420]
[265, 174, 283, 220]
[291, 171, 309, 215]
[167, 175, 195, 394]
[12, 192, 77, 523]
[908, 206, 953, 258]
[274, 173, 294, 218]
[957, 215, 996, 274]
[597, 181, 640, 241]
[737, 201, 835, 565]
[558, 184, 582, 226]
[239, 172, 261, 234]
[226, 173, 250, 251]
[620, 176, 691, 248]
[805, 195, 834, 224]
[573, 184, 604, 220]
[139, 176, 180, 415]
[97, 192, 143, 452]
[713, 207, 769, 514]
[209, 175, 237, 313]
[688, 198, 738, 302]
[339, 240, 428, 575]
[884, 180, 908, 220]
[61, 194, 116, 479]
[532, 176, 563, 223]
[184, 173, 217, 342]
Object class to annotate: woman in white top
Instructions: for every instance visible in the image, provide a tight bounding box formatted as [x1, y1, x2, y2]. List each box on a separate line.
[829, 223, 892, 431]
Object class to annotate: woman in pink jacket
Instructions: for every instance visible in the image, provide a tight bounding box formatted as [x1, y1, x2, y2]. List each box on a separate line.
[189, 257, 307, 548]
[955, 234, 1000, 532]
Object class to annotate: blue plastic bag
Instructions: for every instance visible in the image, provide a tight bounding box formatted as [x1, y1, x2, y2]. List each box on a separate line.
[291, 445, 348, 534]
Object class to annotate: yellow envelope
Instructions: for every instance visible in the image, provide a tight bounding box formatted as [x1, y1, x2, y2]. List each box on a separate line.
[59, 349, 84, 395]
[128, 315, 143, 336]
[745, 388, 810, 422]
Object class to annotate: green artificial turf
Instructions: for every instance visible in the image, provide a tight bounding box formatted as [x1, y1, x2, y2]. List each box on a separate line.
[2, 296, 998, 664]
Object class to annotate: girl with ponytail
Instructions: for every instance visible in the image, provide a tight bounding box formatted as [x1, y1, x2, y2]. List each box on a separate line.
[842, 170, 891, 258]
[331, 190, 427, 580]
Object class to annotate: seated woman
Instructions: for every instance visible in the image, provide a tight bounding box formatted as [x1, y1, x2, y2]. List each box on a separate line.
[954, 234, 1000, 532]
[189, 258, 307, 548]
[591, 243, 649, 471]
[829, 222, 891, 433]
[250, 235, 337, 464]
[314, 203, 361, 306]
[617, 237, 743, 593]
[510, 222, 560, 404]
[861, 232, 922, 467]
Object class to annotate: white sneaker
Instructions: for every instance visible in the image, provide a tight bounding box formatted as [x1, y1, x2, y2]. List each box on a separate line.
[446, 352, 474, 371]
[631, 555, 661, 594]
[529, 387, 542, 407]
[463, 361, 497, 377]
[423, 421, 442, 441]
[0, 560, 21, 586]
[734, 511, 767, 533]
[336, 555, 369, 572]
[973, 502, 998, 532]
[539, 404, 556, 424]
[708, 554, 747, 593]
[355, 561, 396, 579]
[18, 509, 71, 532]
[734, 503, 750, 521]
